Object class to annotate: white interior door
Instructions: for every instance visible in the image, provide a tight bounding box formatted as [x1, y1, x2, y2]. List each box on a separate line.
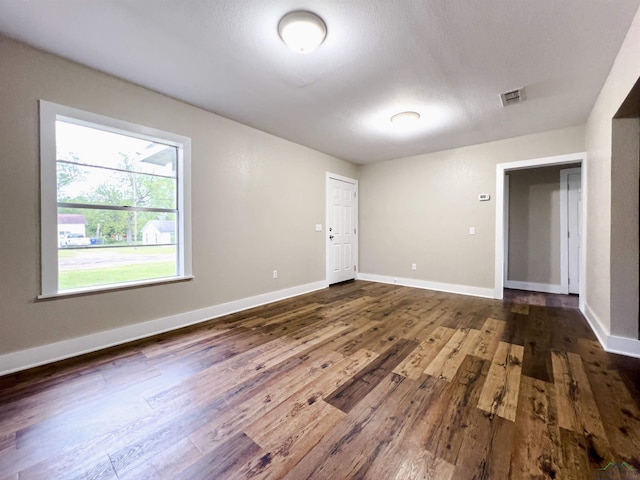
[568, 171, 581, 294]
[327, 175, 357, 285]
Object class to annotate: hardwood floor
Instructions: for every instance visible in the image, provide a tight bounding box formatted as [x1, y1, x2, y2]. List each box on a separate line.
[1, 280, 640, 479]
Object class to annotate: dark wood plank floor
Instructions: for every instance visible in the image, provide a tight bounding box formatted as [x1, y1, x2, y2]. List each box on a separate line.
[1, 281, 640, 479]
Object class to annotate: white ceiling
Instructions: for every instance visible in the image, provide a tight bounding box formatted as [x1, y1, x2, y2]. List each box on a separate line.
[0, 0, 638, 164]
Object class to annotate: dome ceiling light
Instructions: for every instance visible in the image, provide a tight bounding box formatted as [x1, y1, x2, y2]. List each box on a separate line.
[278, 11, 327, 54]
[390, 111, 421, 125]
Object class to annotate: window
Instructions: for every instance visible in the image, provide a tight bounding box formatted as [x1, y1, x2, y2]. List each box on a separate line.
[39, 101, 192, 297]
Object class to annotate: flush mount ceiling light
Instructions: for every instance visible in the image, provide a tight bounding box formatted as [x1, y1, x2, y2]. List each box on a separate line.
[278, 11, 327, 54]
[390, 111, 421, 125]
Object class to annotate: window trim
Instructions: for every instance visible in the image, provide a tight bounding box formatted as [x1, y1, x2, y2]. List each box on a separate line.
[38, 100, 192, 298]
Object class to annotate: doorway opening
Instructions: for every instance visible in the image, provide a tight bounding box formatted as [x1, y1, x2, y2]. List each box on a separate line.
[502, 164, 581, 297]
[494, 153, 586, 302]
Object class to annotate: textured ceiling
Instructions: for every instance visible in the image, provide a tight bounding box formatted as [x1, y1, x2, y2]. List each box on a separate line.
[0, 0, 638, 164]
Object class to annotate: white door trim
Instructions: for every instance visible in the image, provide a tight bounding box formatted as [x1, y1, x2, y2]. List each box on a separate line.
[326, 172, 358, 285]
[560, 167, 582, 294]
[503, 174, 510, 283]
[494, 152, 586, 299]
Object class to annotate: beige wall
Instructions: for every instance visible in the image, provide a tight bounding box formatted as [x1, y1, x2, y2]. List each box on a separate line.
[358, 126, 585, 289]
[585, 6, 640, 337]
[609, 118, 639, 338]
[0, 37, 356, 355]
[507, 165, 577, 286]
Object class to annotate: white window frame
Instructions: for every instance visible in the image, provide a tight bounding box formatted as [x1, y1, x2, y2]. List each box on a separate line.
[39, 100, 192, 298]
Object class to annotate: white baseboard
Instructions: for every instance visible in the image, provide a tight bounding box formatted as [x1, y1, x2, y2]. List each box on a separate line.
[0, 280, 327, 376]
[5, 279, 639, 375]
[581, 302, 609, 348]
[504, 280, 566, 294]
[357, 273, 495, 299]
[581, 302, 640, 359]
[607, 335, 640, 359]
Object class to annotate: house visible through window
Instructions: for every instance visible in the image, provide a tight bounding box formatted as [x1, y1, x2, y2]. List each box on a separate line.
[39, 101, 192, 296]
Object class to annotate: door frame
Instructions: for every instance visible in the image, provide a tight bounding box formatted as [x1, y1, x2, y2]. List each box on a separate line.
[326, 172, 359, 286]
[560, 167, 582, 294]
[494, 152, 586, 300]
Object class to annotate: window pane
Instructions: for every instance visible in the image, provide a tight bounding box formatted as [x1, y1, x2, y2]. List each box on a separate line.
[57, 162, 177, 210]
[56, 120, 177, 177]
[58, 208, 176, 247]
[57, 207, 177, 290]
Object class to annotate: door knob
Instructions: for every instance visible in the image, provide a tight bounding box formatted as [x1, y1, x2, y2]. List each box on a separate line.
[329, 235, 334, 240]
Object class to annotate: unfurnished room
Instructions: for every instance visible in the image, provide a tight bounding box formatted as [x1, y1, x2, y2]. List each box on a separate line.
[1, 1, 640, 479]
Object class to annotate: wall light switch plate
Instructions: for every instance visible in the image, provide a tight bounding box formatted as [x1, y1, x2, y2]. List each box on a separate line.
[315, 224, 322, 232]
[469, 227, 476, 235]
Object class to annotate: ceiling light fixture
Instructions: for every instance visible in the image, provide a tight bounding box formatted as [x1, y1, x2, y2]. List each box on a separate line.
[390, 111, 421, 125]
[278, 11, 327, 54]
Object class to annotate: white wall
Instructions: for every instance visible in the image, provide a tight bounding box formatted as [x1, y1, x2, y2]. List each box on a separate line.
[0, 37, 356, 370]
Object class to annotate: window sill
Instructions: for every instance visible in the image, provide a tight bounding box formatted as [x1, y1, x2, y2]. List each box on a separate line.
[37, 275, 194, 300]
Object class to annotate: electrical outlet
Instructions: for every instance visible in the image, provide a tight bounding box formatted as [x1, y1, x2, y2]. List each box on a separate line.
[272, 270, 278, 279]
[469, 227, 475, 235]
[411, 263, 417, 271]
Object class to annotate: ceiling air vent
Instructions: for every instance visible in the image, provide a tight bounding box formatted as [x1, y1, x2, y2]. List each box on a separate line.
[499, 88, 525, 107]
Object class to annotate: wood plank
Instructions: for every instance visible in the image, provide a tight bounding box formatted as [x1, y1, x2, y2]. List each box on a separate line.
[0, 433, 15, 454]
[548, 306, 596, 353]
[0, 372, 107, 434]
[500, 312, 527, 346]
[147, 322, 347, 412]
[280, 373, 415, 480]
[472, 317, 506, 360]
[147, 437, 202, 479]
[243, 348, 378, 449]
[232, 403, 345, 479]
[140, 325, 232, 359]
[477, 341, 524, 421]
[551, 350, 608, 439]
[576, 339, 640, 468]
[333, 322, 390, 356]
[186, 349, 344, 457]
[511, 303, 530, 314]
[559, 427, 601, 479]
[392, 326, 456, 380]
[11, 451, 116, 480]
[317, 320, 378, 352]
[324, 338, 418, 413]
[174, 432, 261, 480]
[424, 328, 481, 381]
[521, 305, 553, 382]
[351, 375, 452, 479]
[422, 354, 489, 465]
[453, 409, 515, 480]
[511, 376, 563, 479]
[108, 348, 340, 477]
[387, 449, 455, 480]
